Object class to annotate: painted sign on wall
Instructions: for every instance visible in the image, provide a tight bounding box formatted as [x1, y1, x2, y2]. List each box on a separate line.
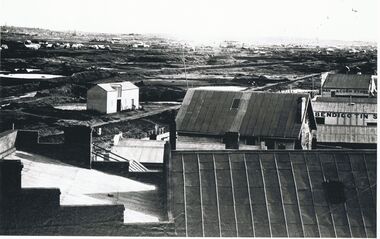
[315, 111, 377, 119]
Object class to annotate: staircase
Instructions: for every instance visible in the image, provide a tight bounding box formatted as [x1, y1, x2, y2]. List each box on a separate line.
[92, 143, 149, 172]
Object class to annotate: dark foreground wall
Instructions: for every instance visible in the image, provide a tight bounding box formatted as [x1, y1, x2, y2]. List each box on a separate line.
[15, 126, 93, 168]
[0, 160, 125, 234]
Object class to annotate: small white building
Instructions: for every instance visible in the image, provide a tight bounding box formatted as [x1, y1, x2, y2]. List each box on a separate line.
[87, 81, 139, 114]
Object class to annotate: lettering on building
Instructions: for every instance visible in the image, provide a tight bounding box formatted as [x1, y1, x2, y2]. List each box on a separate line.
[315, 112, 377, 120]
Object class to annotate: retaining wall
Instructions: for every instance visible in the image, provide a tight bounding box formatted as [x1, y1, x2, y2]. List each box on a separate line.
[91, 161, 129, 176]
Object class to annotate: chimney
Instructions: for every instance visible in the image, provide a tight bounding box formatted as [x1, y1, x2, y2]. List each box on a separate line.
[224, 131, 240, 149]
[154, 124, 159, 135]
[260, 141, 267, 150]
[169, 110, 177, 150]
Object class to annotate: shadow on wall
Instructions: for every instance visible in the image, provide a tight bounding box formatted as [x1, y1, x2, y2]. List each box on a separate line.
[15, 126, 93, 168]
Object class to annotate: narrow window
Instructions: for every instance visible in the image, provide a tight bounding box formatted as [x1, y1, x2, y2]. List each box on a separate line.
[316, 117, 325, 124]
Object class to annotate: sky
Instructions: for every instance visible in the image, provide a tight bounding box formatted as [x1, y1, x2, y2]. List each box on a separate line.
[0, 0, 378, 43]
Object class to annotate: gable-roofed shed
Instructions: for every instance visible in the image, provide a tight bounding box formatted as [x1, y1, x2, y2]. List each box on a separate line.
[87, 81, 139, 114]
[321, 74, 377, 97]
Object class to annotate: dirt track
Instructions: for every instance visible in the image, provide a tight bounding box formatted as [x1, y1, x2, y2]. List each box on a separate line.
[91, 105, 180, 127]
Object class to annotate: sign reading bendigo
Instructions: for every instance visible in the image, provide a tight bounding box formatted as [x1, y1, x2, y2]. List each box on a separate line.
[315, 111, 377, 119]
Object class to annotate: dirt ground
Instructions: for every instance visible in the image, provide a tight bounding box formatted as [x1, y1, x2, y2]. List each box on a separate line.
[0, 26, 377, 143]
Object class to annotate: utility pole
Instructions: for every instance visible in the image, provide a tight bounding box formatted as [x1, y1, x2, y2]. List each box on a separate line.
[182, 45, 188, 89]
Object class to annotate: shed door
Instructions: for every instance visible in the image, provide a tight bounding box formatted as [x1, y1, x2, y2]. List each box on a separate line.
[117, 99, 121, 112]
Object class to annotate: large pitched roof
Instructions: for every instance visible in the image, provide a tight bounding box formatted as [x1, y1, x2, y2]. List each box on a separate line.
[168, 150, 376, 237]
[176, 89, 315, 139]
[323, 74, 372, 89]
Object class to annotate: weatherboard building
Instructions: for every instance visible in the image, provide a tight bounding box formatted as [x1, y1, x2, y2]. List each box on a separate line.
[321, 73, 377, 98]
[312, 96, 377, 147]
[87, 81, 139, 114]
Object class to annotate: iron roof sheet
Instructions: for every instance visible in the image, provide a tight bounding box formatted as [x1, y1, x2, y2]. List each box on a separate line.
[169, 150, 377, 237]
[176, 89, 312, 138]
[96, 81, 138, 92]
[111, 139, 165, 163]
[323, 74, 372, 89]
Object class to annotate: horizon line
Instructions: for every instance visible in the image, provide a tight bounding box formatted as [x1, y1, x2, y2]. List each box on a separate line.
[1, 24, 377, 46]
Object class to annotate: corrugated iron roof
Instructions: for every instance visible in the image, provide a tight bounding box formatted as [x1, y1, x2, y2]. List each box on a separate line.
[316, 125, 377, 144]
[111, 139, 166, 164]
[323, 74, 372, 89]
[96, 81, 138, 92]
[97, 83, 115, 92]
[176, 89, 314, 139]
[169, 150, 376, 237]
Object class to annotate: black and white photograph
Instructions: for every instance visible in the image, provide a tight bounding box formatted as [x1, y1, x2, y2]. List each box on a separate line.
[0, 0, 377, 237]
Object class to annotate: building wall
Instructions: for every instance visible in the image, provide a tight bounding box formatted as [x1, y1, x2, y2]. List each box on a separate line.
[321, 88, 369, 97]
[16, 127, 93, 168]
[313, 101, 377, 126]
[177, 134, 295, 150]
[87, 86, 109, 113]
[87, 86, 139, 114]
[299, 116, 313, 150]
[121, 88, 139, 110]
[313, 99, 377, 145]
[178, 135, 222, 144]
[0, 130, 18, 158]
[316, 125, 377, 144]
[315, 111, 377, 126]
[106, 91, 118, 114]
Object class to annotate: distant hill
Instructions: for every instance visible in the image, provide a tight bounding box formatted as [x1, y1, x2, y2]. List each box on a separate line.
[2, 25, 377, 48]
